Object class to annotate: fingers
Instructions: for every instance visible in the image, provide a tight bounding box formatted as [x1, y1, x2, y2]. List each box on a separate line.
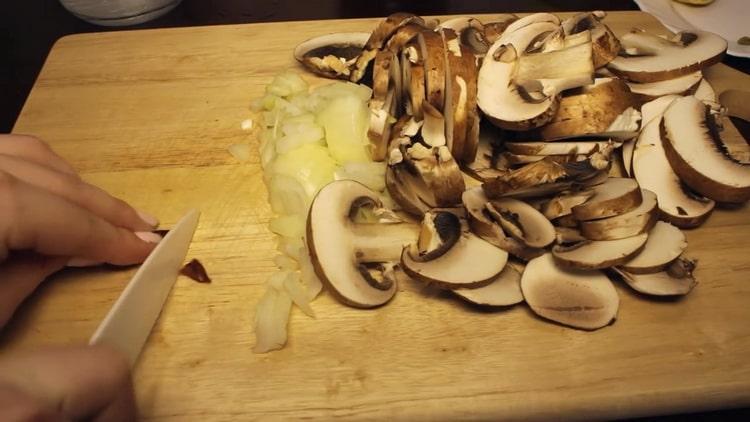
[0, 345, 137, 421]
[0, 172, 160, 265]
[0, 154, 156, 232]
[0, 252, 66, 329]
[0, 383, 58, 422]
[0, 134, 78, 177]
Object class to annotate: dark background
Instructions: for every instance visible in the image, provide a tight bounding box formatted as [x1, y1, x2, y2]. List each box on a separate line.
[0, 1, 748, 420]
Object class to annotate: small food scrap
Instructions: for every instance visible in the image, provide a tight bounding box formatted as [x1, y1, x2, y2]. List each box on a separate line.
[241, 118, 254, 130]
[739, 37, 750, 46]
[228, 143, 252, 162]
[180, 259, 211, 283]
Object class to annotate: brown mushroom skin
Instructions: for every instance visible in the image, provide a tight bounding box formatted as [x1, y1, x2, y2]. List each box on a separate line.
[660, 115, 750, 204]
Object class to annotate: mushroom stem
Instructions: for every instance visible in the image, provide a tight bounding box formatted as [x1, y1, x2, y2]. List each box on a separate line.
[352, 223, 420, 262]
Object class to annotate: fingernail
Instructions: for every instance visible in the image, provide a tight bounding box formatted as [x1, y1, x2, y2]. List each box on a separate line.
[135, 231, 163, 244]
[67, 258, 103, 267]
[136, 209, 159, 228]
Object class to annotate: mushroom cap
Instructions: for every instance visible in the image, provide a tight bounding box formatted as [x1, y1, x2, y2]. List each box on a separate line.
[504, 140, 620, 156]
[551, 232, 648, 270]
[633, 100, 715, 227]
[453, 263, 524, 306]
[608, 30, 727, 83]
[627, 71, 702, 100]
[661, 95, 750, 203]
[488, 197, 556, 248]
[579, 189, 659, 241]
[477, 21, 561, 130]
[307, 181, 403, 308]
[521, 253, 619, 330]
[293, 32, 370, 79]
[620, 221, 687, 274]
[401, 231, 509, 289]
[462, 187, 545, 260]
[571, 177, 643, 221]
[612, 262, 696, 296]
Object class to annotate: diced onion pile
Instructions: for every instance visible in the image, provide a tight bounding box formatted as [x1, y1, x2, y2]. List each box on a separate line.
[249, 72, 386, 353]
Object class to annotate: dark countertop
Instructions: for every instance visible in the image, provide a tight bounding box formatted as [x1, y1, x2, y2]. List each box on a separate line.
[0, 2, 748, 419]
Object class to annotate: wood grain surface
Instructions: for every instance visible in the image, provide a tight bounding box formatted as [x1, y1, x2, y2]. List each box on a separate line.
[2, 11, 749, 421]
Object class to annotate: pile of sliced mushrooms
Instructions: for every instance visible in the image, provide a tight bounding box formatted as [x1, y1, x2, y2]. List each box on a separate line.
[275, 11, 748, 335]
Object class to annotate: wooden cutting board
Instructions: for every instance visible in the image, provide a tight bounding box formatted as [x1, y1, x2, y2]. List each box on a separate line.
[3, 11, 750, 421]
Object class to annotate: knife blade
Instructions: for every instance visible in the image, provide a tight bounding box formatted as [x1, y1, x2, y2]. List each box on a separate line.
[89, 209, 200, 367]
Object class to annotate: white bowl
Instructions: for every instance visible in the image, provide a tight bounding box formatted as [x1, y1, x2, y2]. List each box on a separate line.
[59, 0, 183, 26]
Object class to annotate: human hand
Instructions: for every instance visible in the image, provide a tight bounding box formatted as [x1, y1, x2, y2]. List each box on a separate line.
[0, 345, 136, 421]
[0, 134, 161, 328]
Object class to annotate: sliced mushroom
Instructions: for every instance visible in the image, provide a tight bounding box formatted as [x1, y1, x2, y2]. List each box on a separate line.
[462, 187, 545, 260]
[608, 30, 727, 83]
[403, 48, 426, 119]
[571, 177, 642, 221]
[368, 49, 401, 161]
[504, 140, 620, 156]
[693, 78, 717, 103]
[401, 230, 509, 289]
[633, 112, 715, 228]
[410, 210, 462, 262]
[351, 13, 425, 82]
[417, 29, 448, 110]
[452, 263, 524, 306]
[463, 124, 505, 181]
[717, 90, 750, 163]
[437, 17, 490, 55]
[439, 28, 471, 161]
[503, 12, 560, 34]
[555, 226, 587, 244]
[626, 71, 702, 101]
[579, 190, 658, 240]
[294, 32, 370, 79]
[482, 142, 615, 199]
[620, 221, 687, 274]
[483, 16, 520, 45]
[306, 180, 419, 308]
[551, 232, 648, 270]
[386, 23, 425, 53]
[542, 189, 595, 220]
[486, 198, 556, 248]
[482, 157, 571, 199]
[612, 258, 696, 296]
[661, 96, 750, 203]
[521, 253, 619, 330]
[387, 137, 466, 216]
[476, 21, 562, 130]
[531, 78, 639, 140]
[561, 11, 620, 68]
[514, 40, 594, 97]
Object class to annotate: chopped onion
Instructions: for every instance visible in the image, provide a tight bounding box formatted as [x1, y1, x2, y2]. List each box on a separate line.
[317, 94, 371, 163]
[241, 119, 254, 130]
[282, 271, 315, 317]
[253, 275, 293, 353]
[335, 161, 387, 192]
[298, 245, 323, 300]
[277, 236, 304, 260]
[269, 214, 306, 239]
[267, 175, 309, 216]
[228, 144, 252, 162]
[273, 254, 299, 270]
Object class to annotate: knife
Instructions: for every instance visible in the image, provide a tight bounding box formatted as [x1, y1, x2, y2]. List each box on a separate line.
[89, 209, 200, 367]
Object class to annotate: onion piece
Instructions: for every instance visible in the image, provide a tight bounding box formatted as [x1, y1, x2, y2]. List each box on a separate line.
[253, 274, 293, 353]
[228, 144, 252, 162]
